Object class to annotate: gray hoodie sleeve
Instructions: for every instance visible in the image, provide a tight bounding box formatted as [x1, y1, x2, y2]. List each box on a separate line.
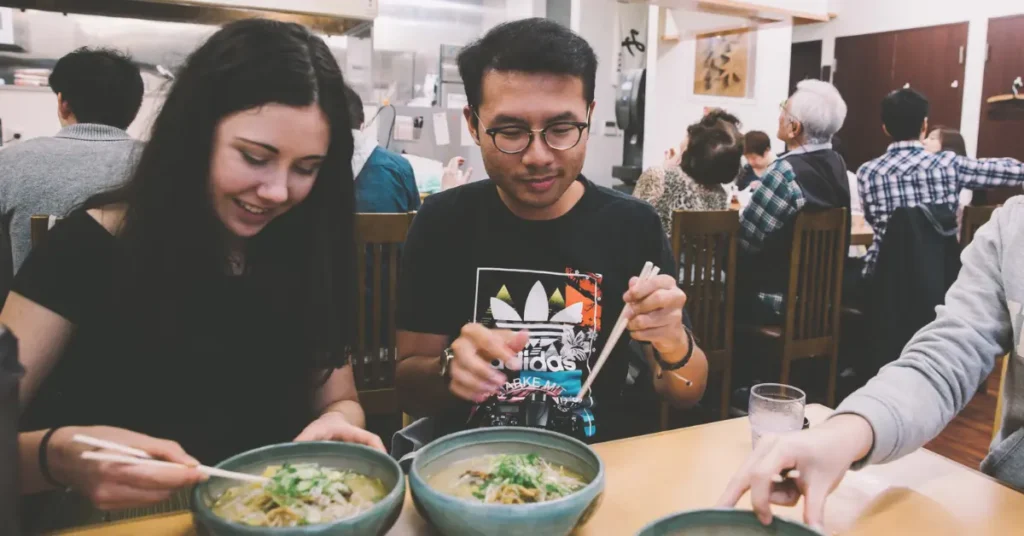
[833, 198, 1019, 466]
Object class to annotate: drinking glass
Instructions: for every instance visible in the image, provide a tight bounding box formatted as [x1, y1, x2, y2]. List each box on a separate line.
[749, 383, 806, 448]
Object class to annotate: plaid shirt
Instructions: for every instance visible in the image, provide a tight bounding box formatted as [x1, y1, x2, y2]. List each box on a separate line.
[858, 141, 1024, 276]
[738, 151, 809, 316]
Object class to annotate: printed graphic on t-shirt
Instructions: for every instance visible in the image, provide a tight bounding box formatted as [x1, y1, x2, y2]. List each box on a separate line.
[472, 268, 603, 436]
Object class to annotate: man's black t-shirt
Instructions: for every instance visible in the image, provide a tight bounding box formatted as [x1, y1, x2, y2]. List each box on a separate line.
[397, 176, 684, 443]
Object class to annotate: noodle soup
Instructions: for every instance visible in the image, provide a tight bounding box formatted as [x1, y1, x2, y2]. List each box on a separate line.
[427, 453, 588, 504]
[212, 463, 387, 527]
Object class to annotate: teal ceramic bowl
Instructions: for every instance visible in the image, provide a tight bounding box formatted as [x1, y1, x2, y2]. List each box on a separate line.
[408, 428, 605, 536]
[191, 442, 405, 536]
[637, 509, 825, 535]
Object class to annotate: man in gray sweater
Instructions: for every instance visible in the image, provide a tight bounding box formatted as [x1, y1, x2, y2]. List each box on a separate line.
[719, 196, 1024, 529]
[0, 47, 144, 275]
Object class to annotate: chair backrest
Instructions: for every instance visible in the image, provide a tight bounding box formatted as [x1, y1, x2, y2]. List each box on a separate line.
[30, 215, 55, 248]
[671, 210, 739, 357]
[782, 208, 848, 352]
[961, 204, 999, 247]
[353, 212, 415, 394]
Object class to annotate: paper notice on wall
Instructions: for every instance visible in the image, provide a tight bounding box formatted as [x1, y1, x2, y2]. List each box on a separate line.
[460, 114, 476, 147]
[394, 115, 415, 141]
[446, 93, 468, 110]
[433, 112, 450, 146]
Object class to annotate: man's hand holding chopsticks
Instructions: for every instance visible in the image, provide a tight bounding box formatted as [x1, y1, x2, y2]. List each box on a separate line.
[622, 274, 689, 362]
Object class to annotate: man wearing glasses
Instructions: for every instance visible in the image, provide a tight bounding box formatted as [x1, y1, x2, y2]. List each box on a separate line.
[394, 19, 707, 445]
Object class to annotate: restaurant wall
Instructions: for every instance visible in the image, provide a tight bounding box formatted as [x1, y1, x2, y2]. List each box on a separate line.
[570, 0, 639, 188]
[794, 0, 1024, 156]
[643, 8, 792, 169]
[0, 85, 165, 144]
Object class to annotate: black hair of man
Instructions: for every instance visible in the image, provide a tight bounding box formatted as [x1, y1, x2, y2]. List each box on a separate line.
[48, 47, 144, 130]
[343, 84, 365, 129]
[743, 131, 772, 156]
[881, 88, 930, 142]
[456, 17, 597, 123]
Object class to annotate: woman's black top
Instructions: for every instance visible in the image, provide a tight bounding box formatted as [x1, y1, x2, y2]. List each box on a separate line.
[16, 211, 332, 464]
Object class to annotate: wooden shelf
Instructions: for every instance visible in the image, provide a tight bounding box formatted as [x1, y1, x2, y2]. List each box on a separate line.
[987, 94, 1024, 104]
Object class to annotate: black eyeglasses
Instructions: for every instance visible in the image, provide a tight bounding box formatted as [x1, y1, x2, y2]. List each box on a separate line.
[474, 109, 591, 154]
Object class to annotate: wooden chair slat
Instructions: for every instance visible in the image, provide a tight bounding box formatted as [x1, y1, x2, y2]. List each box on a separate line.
[666, 210, 739, 424]
[354, 212, 416, 415]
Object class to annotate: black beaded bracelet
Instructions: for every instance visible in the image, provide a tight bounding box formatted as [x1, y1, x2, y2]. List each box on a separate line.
[654, 325, 694, 373]
[39, 426, 67, 489]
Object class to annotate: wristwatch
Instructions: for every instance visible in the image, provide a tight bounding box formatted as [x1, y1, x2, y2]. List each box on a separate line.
[438, 347, 456, 381]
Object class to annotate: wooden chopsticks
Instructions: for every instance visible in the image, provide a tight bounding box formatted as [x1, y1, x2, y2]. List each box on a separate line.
[74, 434, 269, 484]
[577, 262, 660, 400]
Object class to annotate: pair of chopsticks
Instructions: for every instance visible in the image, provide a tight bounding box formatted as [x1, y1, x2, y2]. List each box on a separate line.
[74, 435, 268, 484]
[576, 262, 694, 401]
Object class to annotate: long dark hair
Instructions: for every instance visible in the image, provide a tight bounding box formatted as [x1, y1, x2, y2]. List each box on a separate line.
[86, 19, 355, 375]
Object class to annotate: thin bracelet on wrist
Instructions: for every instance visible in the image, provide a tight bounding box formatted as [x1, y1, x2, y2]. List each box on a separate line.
[39, 426, 68, 490]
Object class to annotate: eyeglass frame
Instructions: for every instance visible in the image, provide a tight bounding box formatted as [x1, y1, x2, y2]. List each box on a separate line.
[779, 100, 799, 124]
[471, 107, 593, 155]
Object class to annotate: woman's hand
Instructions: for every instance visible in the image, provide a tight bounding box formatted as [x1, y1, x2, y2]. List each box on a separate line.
[441, 157, 473, 190]
[716, 414, 875, 529]
[294, 411, 387, 453]
[50, 426, 206, 511]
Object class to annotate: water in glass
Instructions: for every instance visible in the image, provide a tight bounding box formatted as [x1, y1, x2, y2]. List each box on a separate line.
[749, 383, 806, 448]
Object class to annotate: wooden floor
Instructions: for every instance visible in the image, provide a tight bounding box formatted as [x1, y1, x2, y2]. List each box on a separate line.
[923, 361, 1002, 469]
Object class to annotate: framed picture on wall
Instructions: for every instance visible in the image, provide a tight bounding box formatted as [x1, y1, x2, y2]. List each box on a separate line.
[693, 28, 756, 99]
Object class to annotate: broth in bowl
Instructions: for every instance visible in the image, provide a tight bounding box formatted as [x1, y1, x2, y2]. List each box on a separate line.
[212, 463, 387, 527]
[427, 453, 588, 504]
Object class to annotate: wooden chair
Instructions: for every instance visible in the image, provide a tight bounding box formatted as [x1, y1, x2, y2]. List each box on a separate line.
[993, 355, 1010, 442]
[353, 212, 416, 416]
[664, 210, 738, 426]
[740, 208, 848, 406]
[960, 205, 999, 247]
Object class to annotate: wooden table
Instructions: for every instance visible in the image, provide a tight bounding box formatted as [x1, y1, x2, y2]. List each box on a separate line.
[65, 405, 1024, 535]
[850, 214, 873, 247]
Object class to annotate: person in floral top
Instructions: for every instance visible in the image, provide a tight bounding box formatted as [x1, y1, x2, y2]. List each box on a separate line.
[634, 110, 740, 236]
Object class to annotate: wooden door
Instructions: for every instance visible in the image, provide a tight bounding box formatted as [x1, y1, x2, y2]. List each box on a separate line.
[977, 14, 1024, 162]
[834, 23, 968, 171]
[790, 40, 823, 94]
[834, 31, 897, 171]
[891, 23, 968, 132]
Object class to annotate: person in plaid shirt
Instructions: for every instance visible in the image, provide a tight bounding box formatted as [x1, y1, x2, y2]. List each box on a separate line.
[857, 88, 1024, 277]
[737, 80, 851, 321]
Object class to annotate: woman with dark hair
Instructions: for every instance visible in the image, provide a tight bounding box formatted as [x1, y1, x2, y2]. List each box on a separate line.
[10, 19, 381, 516]
[922, 126, 968, 156]
[634, 109, 738, 236]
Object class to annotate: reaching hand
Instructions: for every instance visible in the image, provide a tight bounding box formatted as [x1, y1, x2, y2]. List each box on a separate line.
[50, 426, 206, 511]
[294, 411, 387, 453]
[442, 157, 473, 190]
[716, 414, 875, 529]
[663, 147, 682, 168]
[448, 324, 529, 403]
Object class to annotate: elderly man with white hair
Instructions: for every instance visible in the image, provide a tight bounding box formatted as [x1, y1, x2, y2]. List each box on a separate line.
[736, 79, 850, 322]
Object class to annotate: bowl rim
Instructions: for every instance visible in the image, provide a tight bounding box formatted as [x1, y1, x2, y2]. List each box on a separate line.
[635, 508, 825, 535]
[190, 441, 406, 531]
[408, 427, 606, 511]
